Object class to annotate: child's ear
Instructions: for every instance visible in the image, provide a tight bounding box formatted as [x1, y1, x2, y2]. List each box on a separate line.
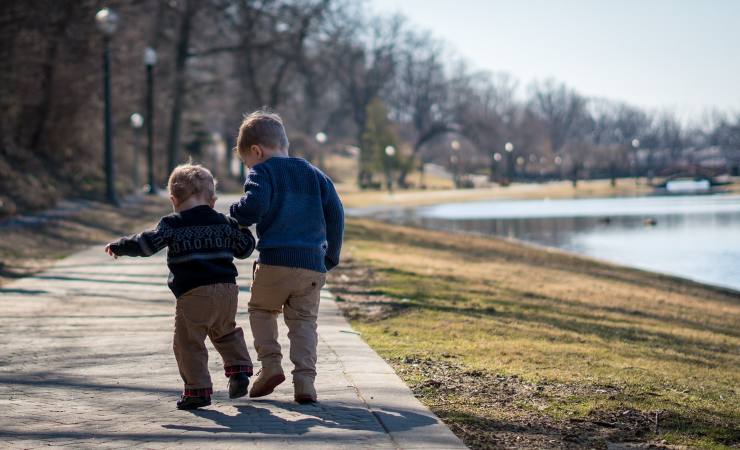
[209, 195, 217, 208]
[250, 144, 263, 160]
[169, 195, 180, 208]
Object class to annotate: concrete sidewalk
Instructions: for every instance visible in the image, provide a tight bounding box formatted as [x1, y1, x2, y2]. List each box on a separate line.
[0, 245, 465, 449]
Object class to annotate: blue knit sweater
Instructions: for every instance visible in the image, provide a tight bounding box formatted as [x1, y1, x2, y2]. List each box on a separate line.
[229, 157, 344, 273]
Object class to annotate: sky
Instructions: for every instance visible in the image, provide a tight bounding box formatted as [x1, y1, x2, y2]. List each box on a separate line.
[371, 0, 740, 120]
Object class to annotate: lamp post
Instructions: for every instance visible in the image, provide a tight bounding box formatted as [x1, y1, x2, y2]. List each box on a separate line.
[130, 113, 144, 189]
[554, 155, 563, 179]
[631, 138, 640, 185]
[491, 152, 502, 182]
[144, 47, 157, 194]
[315, 131, 327, 170]
[96, 7, 119, 205]
[451, 139, 461, 187]
[504, 142, 515, 181]
[384, 145, 395, 193]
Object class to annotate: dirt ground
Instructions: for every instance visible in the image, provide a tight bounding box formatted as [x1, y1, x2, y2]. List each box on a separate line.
[0, 195, 171, 287]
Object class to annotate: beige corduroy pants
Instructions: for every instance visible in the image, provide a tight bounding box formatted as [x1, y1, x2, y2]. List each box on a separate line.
[248, 263, 326, 384]
[173, 283, 253, 391]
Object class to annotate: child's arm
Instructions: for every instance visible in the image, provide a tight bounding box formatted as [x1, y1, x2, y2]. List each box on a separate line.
[230, 219, 256, 260]
[229, 166, 272, 227]
[322, 177, 345, 271]
[105, 220, 170, 258]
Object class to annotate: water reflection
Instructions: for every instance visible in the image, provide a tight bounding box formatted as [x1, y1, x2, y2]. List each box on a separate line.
[375, 195, 740, 292]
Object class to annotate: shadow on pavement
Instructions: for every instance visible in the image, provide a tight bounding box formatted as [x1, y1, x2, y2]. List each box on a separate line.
[0, 287, 48, 295]
[0, 372, 180, 396]
[162, 399, 435, 435]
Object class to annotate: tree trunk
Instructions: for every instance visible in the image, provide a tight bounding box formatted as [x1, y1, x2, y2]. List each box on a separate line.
[571, 165, 579, 187]
[396, 166, 410, 189]
[166, 0, 195, 175]
[30, 4, 74, 151]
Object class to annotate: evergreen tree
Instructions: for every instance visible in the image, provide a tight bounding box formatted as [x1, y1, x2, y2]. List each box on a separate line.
[359, 98, 400, 188]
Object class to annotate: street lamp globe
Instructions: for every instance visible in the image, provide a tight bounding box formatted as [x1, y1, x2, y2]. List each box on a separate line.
[631, 139, 640, 149]
[144, 47, 157, 66]
[493, 152, 502, 162]
[384, 145, 396, 157]
[130, 113, 144, 129]
[504, 142, 514, 152]
[95, 8, 119, 36]
[315, 132, 327, 144]
[516, 156, 525, 166]
[450, 140, 461, 151]
[554, 156, 563, 165]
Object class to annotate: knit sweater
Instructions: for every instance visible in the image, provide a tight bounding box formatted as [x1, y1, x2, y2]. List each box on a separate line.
[109, 205, 255, 297]
[229, 156, 344, 273]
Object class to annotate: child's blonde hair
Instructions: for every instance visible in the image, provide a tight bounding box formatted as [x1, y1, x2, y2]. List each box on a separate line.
[235, 110, 289, 158]
[167, 163, 216, 203]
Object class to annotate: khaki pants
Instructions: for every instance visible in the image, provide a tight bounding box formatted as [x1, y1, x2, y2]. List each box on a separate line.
[173, 283, 253, 392]
[248, 263, 326, 383]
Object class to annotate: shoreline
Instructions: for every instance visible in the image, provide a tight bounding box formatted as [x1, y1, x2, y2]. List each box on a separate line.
[336, 177, 740, 210]
[354, 214, 740, 297]
[342, 189, 740, 296]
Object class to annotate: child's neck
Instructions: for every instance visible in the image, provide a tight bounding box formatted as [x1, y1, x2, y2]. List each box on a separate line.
[175, 197, 211, 213]
[262, 148, 290, 162]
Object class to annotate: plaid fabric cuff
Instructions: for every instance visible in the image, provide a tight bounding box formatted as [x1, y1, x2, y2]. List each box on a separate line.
[183, 387, 213, 398]
[225, 365, 253, 377]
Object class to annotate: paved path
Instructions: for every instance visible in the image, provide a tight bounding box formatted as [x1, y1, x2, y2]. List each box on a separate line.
[0, 220, 465, 449]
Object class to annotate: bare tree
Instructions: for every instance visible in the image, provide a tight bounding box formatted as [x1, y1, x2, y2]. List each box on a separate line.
[388, 31, 453, 186]
[165, 0, 201, 174]
[529, 79, 586, 183]
[325, 14, 404, 186]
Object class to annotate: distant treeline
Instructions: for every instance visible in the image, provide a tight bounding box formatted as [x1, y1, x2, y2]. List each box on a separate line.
[1, 0, 739, 213]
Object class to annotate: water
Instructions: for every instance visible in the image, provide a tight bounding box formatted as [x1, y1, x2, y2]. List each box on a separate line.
[371, 194, 740, 292]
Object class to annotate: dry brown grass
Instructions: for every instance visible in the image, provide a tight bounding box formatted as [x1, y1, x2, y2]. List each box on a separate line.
[337, 178, 656, 209]
[0, 195, 171, 286]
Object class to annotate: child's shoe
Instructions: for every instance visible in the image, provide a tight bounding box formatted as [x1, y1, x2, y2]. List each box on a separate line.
[248, 365, 285, 398]
[228, 372, 250, 399]
[176, 395, 211, 410]
[294, 377, 317, 404]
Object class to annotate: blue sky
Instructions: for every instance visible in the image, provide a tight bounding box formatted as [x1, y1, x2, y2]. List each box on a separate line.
[371, 0, 740, 119]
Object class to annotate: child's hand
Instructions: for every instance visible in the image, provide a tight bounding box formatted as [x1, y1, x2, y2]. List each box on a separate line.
[104, 243, 118, 259]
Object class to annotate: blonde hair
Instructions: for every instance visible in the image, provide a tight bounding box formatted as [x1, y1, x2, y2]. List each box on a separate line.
[167, 163, 216, 203]
[236, 110, 289, 157]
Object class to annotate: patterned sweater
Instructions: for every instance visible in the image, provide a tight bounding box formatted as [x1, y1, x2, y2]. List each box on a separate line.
[109, 205, 255, 297]
[229, 157, 344, 273]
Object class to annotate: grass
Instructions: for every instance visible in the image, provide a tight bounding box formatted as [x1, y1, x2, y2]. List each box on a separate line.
[329, 218, 740, 449]
[0, 195, 171, 286]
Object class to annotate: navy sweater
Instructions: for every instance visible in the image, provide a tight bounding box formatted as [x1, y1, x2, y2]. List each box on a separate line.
[229, 157, 344, 272]
[109, 205, 255, 297]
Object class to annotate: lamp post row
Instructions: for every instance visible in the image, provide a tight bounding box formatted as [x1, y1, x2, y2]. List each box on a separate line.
[96, 7, 158, 204]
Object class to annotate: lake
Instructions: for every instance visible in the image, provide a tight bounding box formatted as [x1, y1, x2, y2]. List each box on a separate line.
[363, 194, 740, 292]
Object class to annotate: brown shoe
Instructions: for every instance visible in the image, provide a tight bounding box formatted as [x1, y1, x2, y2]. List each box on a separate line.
[248, 366, 285, 398]
[294, 377, 317, 404]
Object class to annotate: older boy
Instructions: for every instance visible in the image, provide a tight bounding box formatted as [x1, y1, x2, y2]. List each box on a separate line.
[105, 163, 255, 410]
[230, 111, 344, 403]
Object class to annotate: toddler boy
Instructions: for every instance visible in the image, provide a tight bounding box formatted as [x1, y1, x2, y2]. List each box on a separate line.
[230, 111, 344, 403]
[105, 163, 255, 410]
